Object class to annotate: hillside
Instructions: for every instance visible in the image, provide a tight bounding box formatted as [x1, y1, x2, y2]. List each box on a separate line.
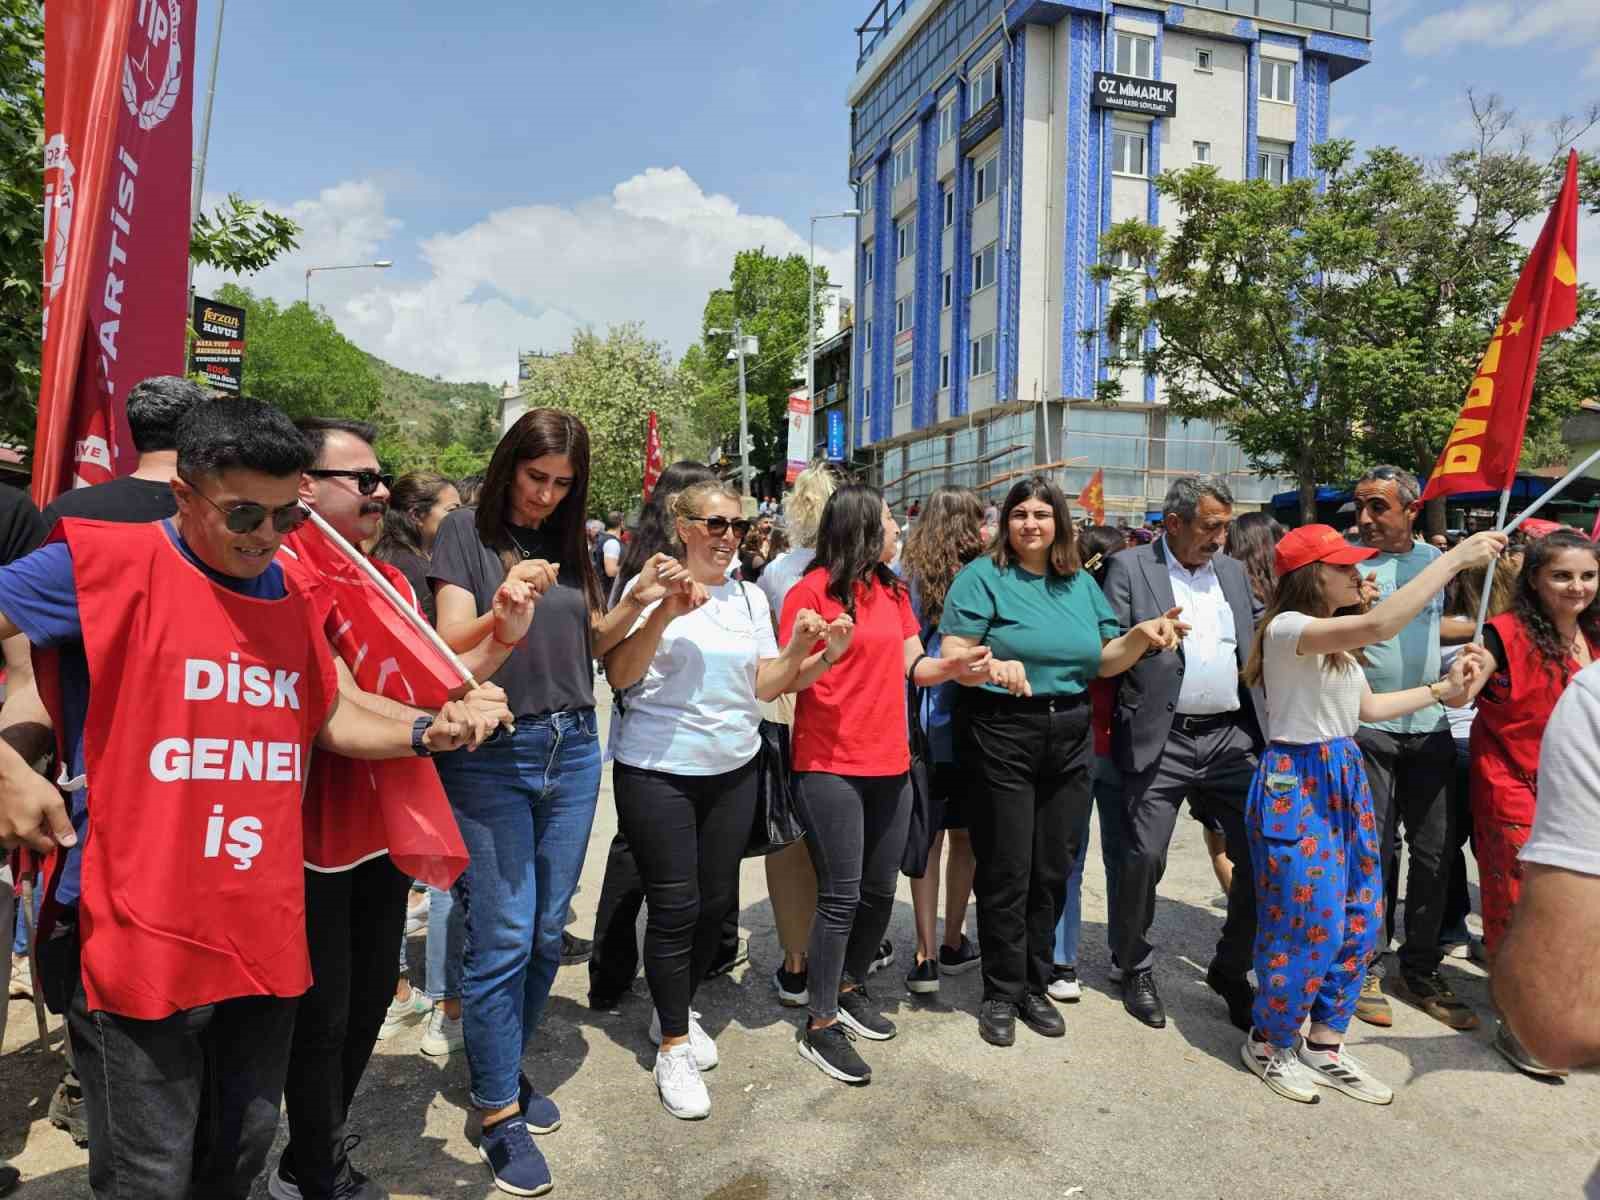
[366, 353, 502, 437]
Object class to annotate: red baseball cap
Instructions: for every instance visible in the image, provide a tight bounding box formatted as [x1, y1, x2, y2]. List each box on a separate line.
[1274, 524, 1379, 576]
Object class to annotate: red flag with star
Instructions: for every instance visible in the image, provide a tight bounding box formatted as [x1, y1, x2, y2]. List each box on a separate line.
[642, 410, 663, 502]
[1077, 467, 1106, 525]
[1420, 150, 1580, 503]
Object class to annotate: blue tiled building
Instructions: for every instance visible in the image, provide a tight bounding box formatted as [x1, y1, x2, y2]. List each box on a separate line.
[845, 0, 1372, 516]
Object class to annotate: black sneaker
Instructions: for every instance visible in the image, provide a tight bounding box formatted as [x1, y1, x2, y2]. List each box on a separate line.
[938, 934, 981, 976]
[705, 936, 750, 978]
[559, 932, 592, 966]
[905, 957, 940, 995]
[797, 1022, 871, 1084]
[978, 998, 1017, 1046]
[773, 964, 809, 1007]
[867, 939, 895, 976]
[0, 1161, 17, 1198]
[1018, 992, 1066, 1038]
[836, 986, 896, 1040]
[270, 1137, 388, 1200]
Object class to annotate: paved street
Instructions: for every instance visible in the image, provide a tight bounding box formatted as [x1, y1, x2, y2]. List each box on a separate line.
[3, 687, 1597, 1199]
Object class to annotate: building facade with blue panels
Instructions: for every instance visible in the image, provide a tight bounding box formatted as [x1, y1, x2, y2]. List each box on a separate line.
[845, 0, 1371, 514]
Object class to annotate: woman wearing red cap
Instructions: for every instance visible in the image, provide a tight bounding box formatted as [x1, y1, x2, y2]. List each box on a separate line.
[1237, 524, 1503, 1106]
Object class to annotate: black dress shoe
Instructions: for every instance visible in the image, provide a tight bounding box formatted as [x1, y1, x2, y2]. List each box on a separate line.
[560, 931, 593, 966]
[0, 1160, 19, 1198]
[979, 998, 1017, 1046]
[1123, 968, 1167, 1028]
[1205, 961, 1255, 1032]
[1018, 992, 1066, 1038]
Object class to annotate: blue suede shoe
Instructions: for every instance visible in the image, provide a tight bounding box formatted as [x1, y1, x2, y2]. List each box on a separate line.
[478, 1117, 552, 1197]
[518, 1073, 562, 1134]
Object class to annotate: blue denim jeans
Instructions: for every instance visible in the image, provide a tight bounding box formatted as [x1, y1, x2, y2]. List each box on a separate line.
[424, 885, 465, 1001]
[1054, 755, 1127, 967]
[437, 710, 601, 1110]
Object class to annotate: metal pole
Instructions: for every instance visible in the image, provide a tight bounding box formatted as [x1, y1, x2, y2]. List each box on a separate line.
[1472, 484, 1516, 642]
[305, 269, 312, 307]
[808, 219, 817, 418]
[187, 0, 225, 318]
[736, 318, 751, 498]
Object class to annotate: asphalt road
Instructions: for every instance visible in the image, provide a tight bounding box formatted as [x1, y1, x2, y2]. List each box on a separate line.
[4, 687, 1596, 1199]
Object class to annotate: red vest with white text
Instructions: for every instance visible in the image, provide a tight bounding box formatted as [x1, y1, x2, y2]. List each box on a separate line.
[46, 520, 337, 1018]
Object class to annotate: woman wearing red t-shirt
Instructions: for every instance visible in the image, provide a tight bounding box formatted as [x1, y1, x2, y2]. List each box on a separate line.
[779, 484, 990, 1085]
[1462, 528, 1599, 1078]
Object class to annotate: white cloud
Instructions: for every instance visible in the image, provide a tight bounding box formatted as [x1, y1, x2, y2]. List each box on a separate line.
[1401, 0, 1600, 75]
[193, 168, 857, 386]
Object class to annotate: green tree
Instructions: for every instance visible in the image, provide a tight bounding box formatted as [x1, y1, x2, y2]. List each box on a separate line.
[189, 194, 300, 274]
[520, 324, 693, 515]
[426, 407, 457, 448]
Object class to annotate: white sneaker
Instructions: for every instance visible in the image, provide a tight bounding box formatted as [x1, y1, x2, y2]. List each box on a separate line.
[9, 955, 31, 1000]
[404, 891, 431, 936]
[653, 1043, 710, 1120]
[1046, 965, 1081, 1003]
[1240, 1035, 1321, 1104]
[377, 990, 431, 1040]
[1297, 1040, 1394, 1105]
[649, 1007, 718, 1071]
[420, 1005, 465, 1057]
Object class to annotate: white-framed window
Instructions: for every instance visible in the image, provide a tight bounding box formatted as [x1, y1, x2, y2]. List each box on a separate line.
[1115, 32, 1154, 79]
[941, 269, 953, 309]
[973, 152, 998, 206]
[896, 297, 911, 333]
[1193, 140, 1212, 164]
[859, 172, 875, 213]
[1258, 140, 1291, 185]
[863, 383, 872, 415]
[1119, 321, 1145, 360]
[937, 100, 958, 146]
[892, 138, 917, 186]
[864, 321, 872, 351]
[940, 353, 951, 390]
[895, 216, 914, 260]
[1106, 248, 1140, 271]
[1195, 47, 1214, 73]
[1113, 127, 1148, 177]
[942, 185, 955, 228]
[863, 242, 875, 284]
[894, 370, 911, 408]
[970, 57, 1000, 110]
[972, 241, 997, 292]
[1260, 59, 1294, 104]
[970, 331, 996, 378]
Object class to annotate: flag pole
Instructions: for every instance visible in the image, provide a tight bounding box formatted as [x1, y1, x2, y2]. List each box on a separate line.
[1472, 486, 1514, 642]
[300, 505, 480, 689]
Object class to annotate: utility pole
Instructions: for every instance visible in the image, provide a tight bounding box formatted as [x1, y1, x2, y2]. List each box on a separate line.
[188, 0, 226, 303]
[734, 317, 751, 498]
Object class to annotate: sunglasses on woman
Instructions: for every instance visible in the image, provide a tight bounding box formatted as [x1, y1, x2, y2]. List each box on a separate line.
[181, 477, 309, 534]
[305, 468, 394, 495]
[685, 516, 753, 539]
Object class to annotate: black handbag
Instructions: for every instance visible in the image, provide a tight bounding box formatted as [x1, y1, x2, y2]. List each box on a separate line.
[901, 651, 943, 878]
[738, 584, 805, 858]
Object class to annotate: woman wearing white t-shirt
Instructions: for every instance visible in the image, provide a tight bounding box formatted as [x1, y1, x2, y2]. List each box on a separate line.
[605, 481, 827, 1119]
[1236, 524, 1503, 1107]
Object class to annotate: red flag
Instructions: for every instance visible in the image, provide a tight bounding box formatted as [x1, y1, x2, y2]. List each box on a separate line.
[642, 410, 663, 501]
[1420, 151, 1581, 504]
[35, 0, 195, 507]
[1077, 468, 1106, 525]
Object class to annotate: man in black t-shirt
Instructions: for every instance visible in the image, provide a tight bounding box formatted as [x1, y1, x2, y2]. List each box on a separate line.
[41, 375, 211, 528]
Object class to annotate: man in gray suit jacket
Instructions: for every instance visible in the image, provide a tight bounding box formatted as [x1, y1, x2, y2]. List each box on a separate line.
[1101, 476, 1263, 1032]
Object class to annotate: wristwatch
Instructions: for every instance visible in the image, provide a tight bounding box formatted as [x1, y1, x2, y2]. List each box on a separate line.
[411, 714, 435, 757]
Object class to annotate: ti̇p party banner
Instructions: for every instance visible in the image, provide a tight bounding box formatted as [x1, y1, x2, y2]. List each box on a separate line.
[36, 0, 195, 507]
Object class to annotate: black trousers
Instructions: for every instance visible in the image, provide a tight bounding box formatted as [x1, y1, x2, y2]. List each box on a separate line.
[1357, 726, 1455, 977]
[613, 759, 757, 1037]
[71, 978, 297, 1200]
[1441, 734, 1475, 937]
[280, 859, 411, 1196]
[1116, 715, 1258, 980]
[963, 695, 1091, 1004]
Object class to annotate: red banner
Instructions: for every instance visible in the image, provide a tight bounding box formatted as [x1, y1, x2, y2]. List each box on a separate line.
[1419, 151, 1580, 505]
[35, 0, 195, 507]
[1077, 467, 1106, 525]
[642, 410, 663, 501]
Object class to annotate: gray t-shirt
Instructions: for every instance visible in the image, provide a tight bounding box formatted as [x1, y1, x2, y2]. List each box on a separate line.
[1526, 662, 1600, 877]
[428, 507, 595, 717]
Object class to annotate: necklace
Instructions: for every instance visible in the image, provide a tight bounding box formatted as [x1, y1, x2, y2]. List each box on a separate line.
[507, 525, 541, 561]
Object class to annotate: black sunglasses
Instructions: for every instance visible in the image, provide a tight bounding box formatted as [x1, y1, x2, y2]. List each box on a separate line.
[685, 516, 752, 539]
[305, 468, 393, 496]
[181, 477, 309, 535]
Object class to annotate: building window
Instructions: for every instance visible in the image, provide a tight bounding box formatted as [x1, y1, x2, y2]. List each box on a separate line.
[1193, 140, 1212, 164]
[942, 269, 952, 309]
[894, 371, 911, 408]
[896, 297, 911, 333]
[970, 57, 1000, 110]
[863, 383, 872, 415]
[1258, 140, 1291, 185]
[864, 321, 872, 351]
[1119, 322, 1145, 360]
[1261, 59, 1294, 104]
[973, 152, 998, 206]
[938, 100, 957, 146]
[940, 353, 951, 390]
[1115, 32, 1154, 79]
[1113, 127, 1148, 177]
[970, 332, 996, 378]
[893, 138, 917, 186]
[1195, 47, 1214, 73]
[863, 242, 875, 284]
[1107, 248, 1140, 271]
[972, 242, 997, 292]
[896, 216, 914, 260]
[943, 185, 955, 228]
[859, 172, 874, 212]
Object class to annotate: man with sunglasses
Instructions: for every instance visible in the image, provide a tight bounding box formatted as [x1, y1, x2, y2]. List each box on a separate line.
[0, 398, 513, 1200]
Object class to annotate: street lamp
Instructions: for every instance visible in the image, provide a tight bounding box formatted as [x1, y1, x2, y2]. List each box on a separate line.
[809, 210, 861, 464]
[304, 259, 394, 305]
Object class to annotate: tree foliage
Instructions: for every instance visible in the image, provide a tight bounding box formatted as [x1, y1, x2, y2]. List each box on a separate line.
[189, 194, 300, 274]
[1096, 94, 1600, 526]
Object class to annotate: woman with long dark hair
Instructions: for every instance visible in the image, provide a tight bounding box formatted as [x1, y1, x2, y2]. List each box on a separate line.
[427, 409, 645, 1196]
[780, 483, 991, 1084]
[899, 485, 986, 995]
[1225, 511, 1285, 609]
[373, 472, 460, 624]
[939, 478, 1184, 1047]
[610, 461, 719, 606]
[1459, 529, 1599, 1078]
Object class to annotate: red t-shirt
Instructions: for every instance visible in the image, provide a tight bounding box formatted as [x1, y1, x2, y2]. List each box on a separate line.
[780, 566, 919, 776]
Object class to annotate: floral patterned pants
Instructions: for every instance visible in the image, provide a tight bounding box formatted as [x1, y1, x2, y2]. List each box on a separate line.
[1247, 737, 1384, 1049]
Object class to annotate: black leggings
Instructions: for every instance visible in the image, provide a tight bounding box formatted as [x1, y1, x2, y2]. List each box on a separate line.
[613, 758, 757, 1038]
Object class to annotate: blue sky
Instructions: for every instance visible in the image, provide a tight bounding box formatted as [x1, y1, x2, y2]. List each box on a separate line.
[190, 0, 1600, 384]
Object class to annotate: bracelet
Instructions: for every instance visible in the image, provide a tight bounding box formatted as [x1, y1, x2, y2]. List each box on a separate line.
[492, 630, 524, 649]
[820, 649, 839, 666]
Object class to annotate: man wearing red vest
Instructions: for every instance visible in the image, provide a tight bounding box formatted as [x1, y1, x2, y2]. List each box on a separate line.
[271, 417, 539, 1200]
[0, 398, 512, 1200]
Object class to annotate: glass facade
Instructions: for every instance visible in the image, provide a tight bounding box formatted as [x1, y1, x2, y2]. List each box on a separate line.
[1188, 0, 1370, 37]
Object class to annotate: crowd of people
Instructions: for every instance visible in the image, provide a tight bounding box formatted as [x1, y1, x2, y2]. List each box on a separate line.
[2, 382, 1597, 1200]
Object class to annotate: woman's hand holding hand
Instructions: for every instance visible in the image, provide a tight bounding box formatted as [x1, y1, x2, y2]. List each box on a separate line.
[491, 577, 536, 645]
[786, 608, 828, 657]
[1446, 531, 1509, 574]
[507, 558, 559, 595]
[1134, 606, 1189, 653]
[988, 658, 1032, 698]
[629, 553, 680, 606]
[823, 613, 855, 661]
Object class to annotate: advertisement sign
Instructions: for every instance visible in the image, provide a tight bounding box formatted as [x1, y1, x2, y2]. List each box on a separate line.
[826, 408, 846, 462]
[1090, 72, 1178, 118]
[959, 94, 1003, 153]
[191, 296, 246, 393]
[785, 391, 812, 485]
[894, 327, 914, 366]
